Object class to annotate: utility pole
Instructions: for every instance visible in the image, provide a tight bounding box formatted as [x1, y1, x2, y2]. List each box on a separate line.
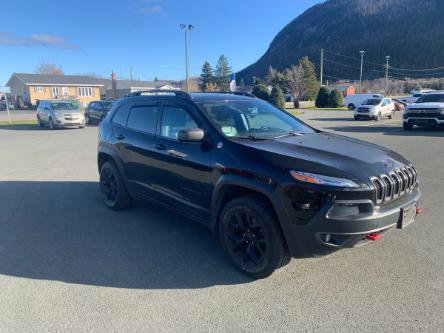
[385, 56, 390, 95]
[130, 66, 133, 81]
[180, 24, 194, 92]
[359, 50, 365, 93]
[320, 49, 324, 86]
[4, 88, 11, 124]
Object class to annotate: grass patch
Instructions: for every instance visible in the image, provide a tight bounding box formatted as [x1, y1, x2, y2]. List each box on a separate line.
[285, 108, 301, 116]
[301, 106, 348, 111]
[0, 120, 37, 126]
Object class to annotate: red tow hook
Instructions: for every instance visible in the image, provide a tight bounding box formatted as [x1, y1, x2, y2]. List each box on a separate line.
[366, 233, 381, 241]
[416, 207, 424, 216]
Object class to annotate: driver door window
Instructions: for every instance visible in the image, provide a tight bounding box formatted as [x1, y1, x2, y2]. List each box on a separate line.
[160, 106, 198, 140]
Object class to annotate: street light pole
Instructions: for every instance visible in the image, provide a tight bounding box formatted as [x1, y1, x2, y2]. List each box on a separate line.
[320, 49, 324, 86]
[385, 56, 390, 95]
[359, 50, 365, 93]
[180, 24, 194, 92]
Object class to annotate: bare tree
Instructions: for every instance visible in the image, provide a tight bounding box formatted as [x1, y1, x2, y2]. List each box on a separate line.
[285, 64, 306, 100]
[35, 62, 64, 75]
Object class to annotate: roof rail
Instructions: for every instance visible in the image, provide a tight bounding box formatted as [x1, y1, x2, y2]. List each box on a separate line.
[125, 89, 191, 99]
[197, 91, 256, 98]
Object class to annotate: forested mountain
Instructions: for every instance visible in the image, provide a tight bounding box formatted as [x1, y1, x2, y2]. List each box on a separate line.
[238, 0, 444, 83]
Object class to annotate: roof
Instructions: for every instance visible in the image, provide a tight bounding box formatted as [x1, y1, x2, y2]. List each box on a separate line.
[110, 79, 179, 90]
[327, 84, 354, 91]
[7, 73, 105, 86]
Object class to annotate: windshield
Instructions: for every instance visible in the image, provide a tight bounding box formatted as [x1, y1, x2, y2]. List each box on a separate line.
[415, 94, 444, 103]
[362, 98, 382, 106]
[50, 101, 79, 110]
[102, 102, 114, 111]
[196, 99, 316, 139]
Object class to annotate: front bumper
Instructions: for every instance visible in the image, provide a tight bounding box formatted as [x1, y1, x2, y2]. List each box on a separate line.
[404, 117, 444, 126]
[281, 186, 421, 258]
[55, 118, 85, 128]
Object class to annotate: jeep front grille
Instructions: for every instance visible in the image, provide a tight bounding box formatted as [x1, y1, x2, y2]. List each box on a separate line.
[371, 166, 418, 204]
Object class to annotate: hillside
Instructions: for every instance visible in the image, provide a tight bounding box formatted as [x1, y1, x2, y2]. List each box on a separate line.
[237, 0, 444, 83]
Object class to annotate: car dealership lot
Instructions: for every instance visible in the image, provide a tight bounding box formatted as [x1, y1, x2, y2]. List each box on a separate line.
[0, 111, 443, 332]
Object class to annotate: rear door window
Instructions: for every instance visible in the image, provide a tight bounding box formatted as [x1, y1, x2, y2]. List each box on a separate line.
[126, 105, 159, 134]
[112, 103, 130, 126]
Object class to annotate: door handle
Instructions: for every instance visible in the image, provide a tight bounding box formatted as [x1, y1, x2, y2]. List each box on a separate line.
[115, 134, 125, 140]
[153, 143, 167, 150]
[168, 150, 187, 158]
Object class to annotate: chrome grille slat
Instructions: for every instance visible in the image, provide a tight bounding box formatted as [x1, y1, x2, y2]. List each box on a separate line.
[372, 166, 418, 205]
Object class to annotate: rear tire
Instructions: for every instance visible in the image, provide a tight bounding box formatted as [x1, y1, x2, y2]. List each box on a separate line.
[388, 111, 394, 119]
[354, 116, 359, 120]
[219, 195, 290, 279]
[403, 122, 413, 131]
[99, 161, 132, 210]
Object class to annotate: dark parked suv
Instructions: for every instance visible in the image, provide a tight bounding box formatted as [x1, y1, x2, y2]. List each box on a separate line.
[98, 90, 422, 278]
[85, 100, 115, 125]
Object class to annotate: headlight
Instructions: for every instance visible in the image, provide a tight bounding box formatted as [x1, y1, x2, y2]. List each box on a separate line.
[290, 171, 360, 188]
[54, 111, 63, 119]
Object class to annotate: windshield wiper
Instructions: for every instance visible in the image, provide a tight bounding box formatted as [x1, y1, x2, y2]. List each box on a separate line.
[274, 132, 304, 139]
[234, 135, 268, 141]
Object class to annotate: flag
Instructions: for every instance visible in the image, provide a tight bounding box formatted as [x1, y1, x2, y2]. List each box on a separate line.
[229, 73, 236, 92]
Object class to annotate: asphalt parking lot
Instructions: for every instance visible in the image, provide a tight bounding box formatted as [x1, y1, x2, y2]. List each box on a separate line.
[0, 110, 443, 332]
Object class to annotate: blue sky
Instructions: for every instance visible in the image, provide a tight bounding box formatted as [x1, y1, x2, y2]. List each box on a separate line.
[0, 0, 320, 84]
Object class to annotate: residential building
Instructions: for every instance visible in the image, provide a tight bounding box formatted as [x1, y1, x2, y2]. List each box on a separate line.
[6, 73, 105, 107]
[104, 79, 179, 99]
[327, 84, 356, 98]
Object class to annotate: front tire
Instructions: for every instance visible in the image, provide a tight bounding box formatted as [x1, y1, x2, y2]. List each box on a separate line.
[403, 122, 413, 131]
[99, 161, 132, 210]
[85, 114, 90, 125]
[388, 111, 394, 119]
[37, 116, 44, 128]
[375, 112, 381, 121]
[348, 104, 355, 111]
[219, 195, 290, 279]
[49, 117, 55, 130]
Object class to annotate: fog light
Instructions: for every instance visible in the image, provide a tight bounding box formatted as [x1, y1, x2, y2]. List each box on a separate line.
[328, 203, 360, 218]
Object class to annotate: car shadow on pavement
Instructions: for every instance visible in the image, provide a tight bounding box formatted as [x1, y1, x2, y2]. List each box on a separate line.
[0, 124, 43, 131]
[0, 181, 251, 289]
[325, 125, 444, 137]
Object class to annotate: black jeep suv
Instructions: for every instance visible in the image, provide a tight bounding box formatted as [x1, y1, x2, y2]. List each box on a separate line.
[98, 90, 421, 278]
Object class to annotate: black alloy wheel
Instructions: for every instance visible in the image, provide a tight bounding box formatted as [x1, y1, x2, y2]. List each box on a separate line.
[220, 195, 290, 279]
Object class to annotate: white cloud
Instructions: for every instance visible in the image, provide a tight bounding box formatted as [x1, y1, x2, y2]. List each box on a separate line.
[136, 0, 162, 14]
[0, 32, 78, 49]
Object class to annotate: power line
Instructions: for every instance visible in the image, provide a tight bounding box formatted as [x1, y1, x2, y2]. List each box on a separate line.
[324, 49, 444, 74]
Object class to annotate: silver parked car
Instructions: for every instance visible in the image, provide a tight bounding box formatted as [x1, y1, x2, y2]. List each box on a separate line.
[37, 100, 85, 129]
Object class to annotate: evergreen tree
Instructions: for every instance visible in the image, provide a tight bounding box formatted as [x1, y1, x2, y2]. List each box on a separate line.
[300, 57, 319, 100]
[215, 55, 232, 92]
[270, 85, 285, 109]
[328, 89, 344, 108]
[252, 84, 270, 101]
[199, 61, 214, 92]
[315, 86, 330, 108]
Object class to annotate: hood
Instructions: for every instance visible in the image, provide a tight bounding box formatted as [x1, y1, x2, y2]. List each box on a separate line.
[54, 109, 81, 114]
[408, 102, 444, 109]
[236, 132, 410, 184]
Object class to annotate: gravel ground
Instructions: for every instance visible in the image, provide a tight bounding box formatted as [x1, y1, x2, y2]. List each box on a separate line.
[0, 110, 443, 332]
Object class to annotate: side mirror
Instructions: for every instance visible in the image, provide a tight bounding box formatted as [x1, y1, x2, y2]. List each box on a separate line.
[178, 128, 205, 142]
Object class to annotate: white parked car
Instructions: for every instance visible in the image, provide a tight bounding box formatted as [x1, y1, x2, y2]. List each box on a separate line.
[345, 94, 383, 110]
[403, 89, 436, 104]
[354, 98, 395, 121]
